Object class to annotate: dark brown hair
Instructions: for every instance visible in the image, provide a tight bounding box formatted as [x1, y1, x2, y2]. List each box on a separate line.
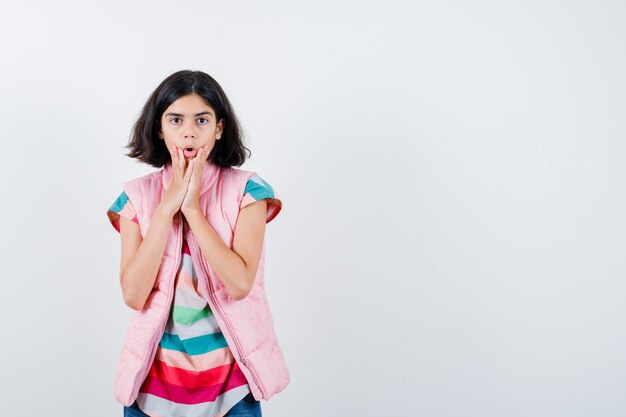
[125, 70, 250, 168]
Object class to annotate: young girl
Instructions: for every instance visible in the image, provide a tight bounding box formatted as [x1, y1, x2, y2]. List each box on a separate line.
[106, 70, 290, 417]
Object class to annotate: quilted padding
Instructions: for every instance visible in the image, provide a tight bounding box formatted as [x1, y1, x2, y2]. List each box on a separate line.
[110, 160, 289, 406]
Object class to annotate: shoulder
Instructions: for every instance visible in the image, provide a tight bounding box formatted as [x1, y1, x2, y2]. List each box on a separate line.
[120, 168, 166, 207]
[219, 166, 259, 196]
[221, 166, 256, 183]
[233, 169, 282, 223]
[122, 169, 164, 191]
[107, 167, 164, 234]
[223, 166, 274, 184]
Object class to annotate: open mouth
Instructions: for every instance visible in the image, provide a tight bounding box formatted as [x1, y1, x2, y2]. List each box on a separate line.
[183, 147, 197, 158]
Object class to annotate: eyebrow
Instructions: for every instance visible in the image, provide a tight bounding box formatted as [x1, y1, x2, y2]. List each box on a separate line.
[165, 111, 213, 117]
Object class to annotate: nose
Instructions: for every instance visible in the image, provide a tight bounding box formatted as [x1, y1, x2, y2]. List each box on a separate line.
[183, 120, 197, 138]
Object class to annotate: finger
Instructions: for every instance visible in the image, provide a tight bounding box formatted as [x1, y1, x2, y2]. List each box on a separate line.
[184, 159, 195, 183]
[195, 147, 205, 176]
[190, 148, 200, 177]
[170, 146, 179, 180]
[185, 150, 194, 176]
[200, 145, 209, 166]
[177, 148, 186, 178]
[177, 147, 186, 181]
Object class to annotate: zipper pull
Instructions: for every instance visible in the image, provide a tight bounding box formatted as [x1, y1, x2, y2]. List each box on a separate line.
[240, 357, 249, 367]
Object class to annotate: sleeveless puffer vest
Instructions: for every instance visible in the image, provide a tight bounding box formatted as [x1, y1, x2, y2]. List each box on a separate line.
[111, 159, 290, 406]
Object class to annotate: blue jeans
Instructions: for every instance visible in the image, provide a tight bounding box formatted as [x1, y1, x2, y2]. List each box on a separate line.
[123, 392, 262, 417]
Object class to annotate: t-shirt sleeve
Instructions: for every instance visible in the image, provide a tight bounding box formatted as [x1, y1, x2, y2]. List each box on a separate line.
[239, 174, 282, 223]
[107, 191, 139, 233]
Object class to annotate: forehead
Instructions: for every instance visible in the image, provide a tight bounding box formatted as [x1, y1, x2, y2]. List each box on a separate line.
[164, 94, 215, 116]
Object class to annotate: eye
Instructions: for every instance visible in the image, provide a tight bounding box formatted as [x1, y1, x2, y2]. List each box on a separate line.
[197, 117, 209, 124]
[170, 117, 181, 125]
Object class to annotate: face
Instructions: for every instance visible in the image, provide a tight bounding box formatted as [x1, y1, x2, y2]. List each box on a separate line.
[159, 93, 224, 167]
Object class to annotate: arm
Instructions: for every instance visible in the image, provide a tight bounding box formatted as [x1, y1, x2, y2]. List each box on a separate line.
[183, 199, 268, 301]
[119, 205, 175, 310]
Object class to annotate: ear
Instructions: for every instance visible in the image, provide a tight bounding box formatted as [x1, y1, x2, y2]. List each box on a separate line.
[216, 119, 224, 139]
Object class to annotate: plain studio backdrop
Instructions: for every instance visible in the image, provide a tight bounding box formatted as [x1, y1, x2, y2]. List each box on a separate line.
[0, 1, 624, 416]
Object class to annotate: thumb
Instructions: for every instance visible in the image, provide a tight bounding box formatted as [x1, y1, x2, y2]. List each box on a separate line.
[184, 160, 195, 183]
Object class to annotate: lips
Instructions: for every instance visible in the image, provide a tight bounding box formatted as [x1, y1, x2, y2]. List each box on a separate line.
[183, 147, 197, 158]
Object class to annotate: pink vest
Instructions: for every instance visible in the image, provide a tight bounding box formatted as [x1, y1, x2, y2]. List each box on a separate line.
[112, 159, 290, 406]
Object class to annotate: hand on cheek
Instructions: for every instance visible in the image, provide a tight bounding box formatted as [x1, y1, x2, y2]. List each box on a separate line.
[181, 146, 210, 214]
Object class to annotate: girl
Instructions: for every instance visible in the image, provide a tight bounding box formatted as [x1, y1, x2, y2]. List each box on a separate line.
[106, 70, 290, 417]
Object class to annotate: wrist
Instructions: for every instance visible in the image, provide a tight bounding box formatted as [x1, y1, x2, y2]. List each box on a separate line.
[155, 204, 177, 219]
[182, 206, 203, 219]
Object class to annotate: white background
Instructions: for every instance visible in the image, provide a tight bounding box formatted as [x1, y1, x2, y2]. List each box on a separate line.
[0, 1, 625, 416]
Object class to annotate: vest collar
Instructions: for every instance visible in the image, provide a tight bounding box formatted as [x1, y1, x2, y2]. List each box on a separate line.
[161, 159, 220, 196]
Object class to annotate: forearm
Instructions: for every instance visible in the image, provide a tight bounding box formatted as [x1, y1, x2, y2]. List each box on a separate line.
[121, 204, 175, 310]
[183, 209, 250, 300]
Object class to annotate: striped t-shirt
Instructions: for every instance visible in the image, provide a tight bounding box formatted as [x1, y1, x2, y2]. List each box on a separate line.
[107, 174, 281, 417]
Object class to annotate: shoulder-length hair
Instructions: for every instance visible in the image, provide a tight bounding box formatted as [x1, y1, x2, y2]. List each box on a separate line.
[125, 70, 250, 168]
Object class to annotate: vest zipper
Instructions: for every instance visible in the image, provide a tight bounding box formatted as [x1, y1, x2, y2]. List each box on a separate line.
[133, 212, 183, 398]
[187, 234, 268, 398]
